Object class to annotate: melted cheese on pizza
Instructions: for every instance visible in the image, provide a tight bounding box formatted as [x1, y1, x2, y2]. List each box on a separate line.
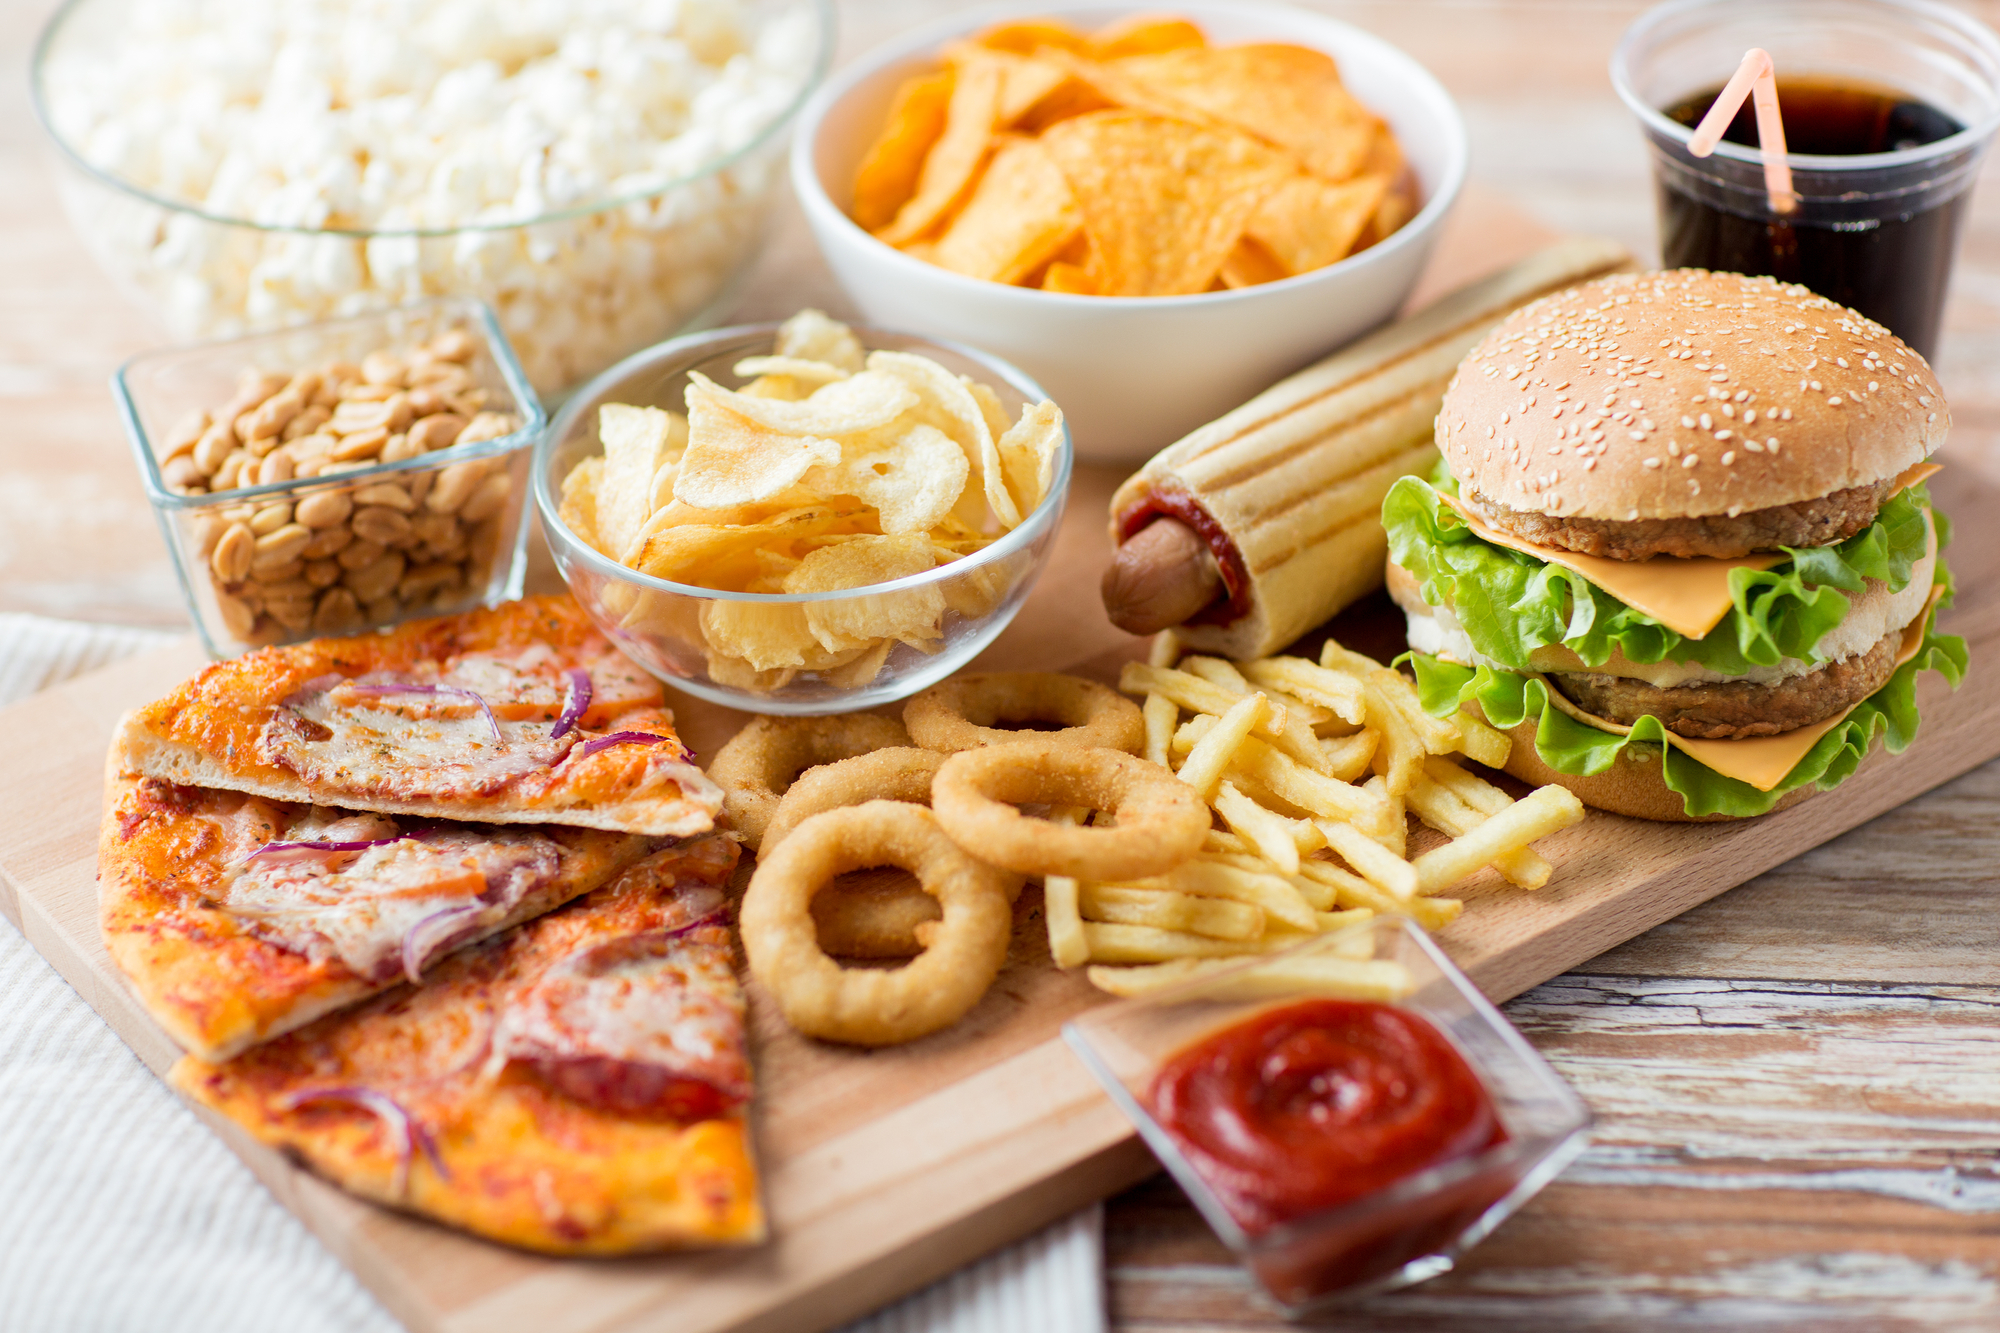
[171, 837, 762, 1254]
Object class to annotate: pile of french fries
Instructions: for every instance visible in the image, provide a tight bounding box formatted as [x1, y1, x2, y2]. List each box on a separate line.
[1045, 631, 1587, 996]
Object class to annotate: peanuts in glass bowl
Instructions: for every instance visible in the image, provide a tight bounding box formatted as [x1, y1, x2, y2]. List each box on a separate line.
[118, 299, 545, 656]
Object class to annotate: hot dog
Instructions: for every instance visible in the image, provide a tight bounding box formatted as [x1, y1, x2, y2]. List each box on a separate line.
[1104, 236, 1634, 657]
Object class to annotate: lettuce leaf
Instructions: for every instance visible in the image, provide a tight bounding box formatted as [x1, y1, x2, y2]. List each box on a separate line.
[1383, 472, 1937, 674]
[1406, 564, 1968, 818]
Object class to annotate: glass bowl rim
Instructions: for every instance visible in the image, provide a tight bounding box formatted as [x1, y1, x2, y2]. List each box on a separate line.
[30, 0, 836, 240]
[1061, 915, 1595, 1258]
[1609, 0, 2000, 175]
[116, 295, 548, 510]
[788, 0, 1468, 309]
[532, 319, 1075, 606]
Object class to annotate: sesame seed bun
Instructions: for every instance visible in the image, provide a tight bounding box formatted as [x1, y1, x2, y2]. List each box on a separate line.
[1435, 269, 1947, 522]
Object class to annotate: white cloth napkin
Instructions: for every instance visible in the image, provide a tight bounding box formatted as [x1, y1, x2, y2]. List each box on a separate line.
[0, 612, 1106, 1333]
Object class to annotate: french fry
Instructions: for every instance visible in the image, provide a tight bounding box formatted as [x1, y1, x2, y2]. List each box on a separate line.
[1232, 735, 1395, 836]
[1411, 784, 1586, 894]
[1150, 860, 1319, 933]
[1360, 774, 1406, 857]
[1296, 859, 1463, 929]
[1362, 676, 1427, 796]
[1078, 883, 1264, 940]
[1083, 921, 1290, 964]
[1203, 828, 1253, 858]
[1407, 774, 1551, 890]
[1175, 691, 1267, 799]
[1121, 662, 1294, 737]
[1142, 692, 1178, 768]
[1453, 709, 1514, 768]
[1370, 666, 1461, 755]
[1213, 780, 1304, 874]
[1148, 628, 1182, 668]
[1086, 954, 1415, 1001]
[1179, 654, 1253, 692]
[1321, 728, 1379, 782]
[1424, 755, 1512, 815]
[1316, 817, 1420, 901]
[1240, 656, 1366, 726]
[1045, 876, 1089, 968]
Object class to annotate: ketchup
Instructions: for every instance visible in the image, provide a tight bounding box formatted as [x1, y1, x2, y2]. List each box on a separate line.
[1146, 999, 1511, 1303]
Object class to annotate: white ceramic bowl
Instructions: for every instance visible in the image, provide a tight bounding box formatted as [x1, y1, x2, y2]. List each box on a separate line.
[791, 1, 1467, 465]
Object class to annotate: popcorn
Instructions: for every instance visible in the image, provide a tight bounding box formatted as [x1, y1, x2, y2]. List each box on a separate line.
[40, 0, 821, 393]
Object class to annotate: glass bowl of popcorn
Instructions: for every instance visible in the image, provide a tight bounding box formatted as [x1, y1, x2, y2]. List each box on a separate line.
[118, 297, 544, 657]
[534, 311, 1073, 714]
[32, 0, 833, 399]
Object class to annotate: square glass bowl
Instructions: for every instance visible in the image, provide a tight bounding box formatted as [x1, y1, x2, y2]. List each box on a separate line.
[533, 323, 1073, 714]
[1063, 917, 1591, 1315]
[117, 298, 545, 657]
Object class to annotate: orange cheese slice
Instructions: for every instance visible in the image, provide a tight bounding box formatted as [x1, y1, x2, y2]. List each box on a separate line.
[1438, 460, 1943, 641]
[1534, 583, 1943, 792]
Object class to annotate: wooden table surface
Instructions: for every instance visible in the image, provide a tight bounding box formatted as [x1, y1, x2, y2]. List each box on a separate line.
[6, 1, 2000, 1329]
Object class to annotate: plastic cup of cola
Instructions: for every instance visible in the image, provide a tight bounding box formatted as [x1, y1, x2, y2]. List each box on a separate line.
[1611, 0, 2000, 361]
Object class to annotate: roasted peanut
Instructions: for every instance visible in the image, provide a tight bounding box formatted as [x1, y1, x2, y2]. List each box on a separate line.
[313, 587, 363, 634]
[331, 399, 395, 433]
[266, 597, 315, 631]
[336, 537, 386, 571]
[332, 426, 390, 461]
[257, 577, 318, 602]
[363, 595, 401, 626]
[459, 472, 513, 523]
[243, 389, 303, 443]
[192, 424, 236, 476]
[426, 460, 485, 513]
[215, 588, 257, 639]
[213, 450, 253, 490]
[361, 351, 407, 386]
[431, 329, 476, 362]
[249, 502, 293, 536]
[344, 551, 407, 604]
[351, 482, 414, 512]
[211, 522, 255, 582]
[190, 512, 226, 559]
[407, 413, 465, 452]
[351, 505, 413, 546]
[255, 558, 305, 585]
[253, 523, 313, 570]
[378, 433, 420, 464]
[455, 411, 518, 446]
[160, 410, 209, 461]
[399, 562, 461, 602]
[256, 450, 296, 486]
[295, 489, 353, 529]
[162, 455, 205, 490]
[301, 524, 353, 560]
[283, 404, 331, 441]
[303, 559, 342, 589]
[405, 387, 449, 418]
[405, 469, 434, 509]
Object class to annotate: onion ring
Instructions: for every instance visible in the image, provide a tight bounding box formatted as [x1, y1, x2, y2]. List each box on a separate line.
[763, 747, 1019, 959]
[740, 802, 1016, 1046]
[708, 714, 910, 851]
[903, 673, 1145, 755]
[931, 742, 1210, 881]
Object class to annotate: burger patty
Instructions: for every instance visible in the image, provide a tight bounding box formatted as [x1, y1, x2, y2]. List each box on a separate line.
[1549, 626, 1903, 739]
[1464, 476, 1899, 560]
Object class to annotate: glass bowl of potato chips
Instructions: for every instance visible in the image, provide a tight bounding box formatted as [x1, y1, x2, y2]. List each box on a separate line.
[791, 3, 1466, 465]
[535, 311, 1072, 713]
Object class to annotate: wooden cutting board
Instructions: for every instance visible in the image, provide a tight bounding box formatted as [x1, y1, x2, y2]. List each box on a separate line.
[6, 192, 1999, 1328]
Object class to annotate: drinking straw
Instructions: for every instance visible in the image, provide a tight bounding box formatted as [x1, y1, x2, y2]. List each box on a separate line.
[1685, 47, 1798, 215]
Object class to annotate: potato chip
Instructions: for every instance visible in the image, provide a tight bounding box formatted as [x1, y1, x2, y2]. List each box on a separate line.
[851, 70, 955, 233]
[700, 599, 824, 671]
[738, 376, 804, 400]
[965, 379, 1011, 444]
[996, 400, 1063, 518]
[1246, 172, 1389, 276]
[689, 369, 915, 437]
[731, 356, 851, 387]
[972, 18, 1090, 56]
[630, 503, 869, 586]
[806, 420, 969, 535]
[775, 308, 866, 373]
[1039, 112, 1296, 296]
[877, 55, 1004, 245]
[1089, 14, 1206, 59]
[597, 403, 680, 561]
[930, 135, 1083, 286]
[1040, 260, 1096, 294]
[558, 456, 605, 554]
[940, 546, 1028, 621]
[1217, 237, 1288, 289]
[823, 638, 895, 689]
[784, 534, 945, 650]
[1113, 45, 1378, 182]
[866, 349, 1019, 529]
[676, 385, 845, 509]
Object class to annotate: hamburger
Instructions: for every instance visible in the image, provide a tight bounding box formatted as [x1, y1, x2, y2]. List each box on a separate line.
[1380, 269, 1967, 821]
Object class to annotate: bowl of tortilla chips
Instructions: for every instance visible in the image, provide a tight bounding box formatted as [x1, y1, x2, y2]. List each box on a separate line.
[791, 3, 1466, 464]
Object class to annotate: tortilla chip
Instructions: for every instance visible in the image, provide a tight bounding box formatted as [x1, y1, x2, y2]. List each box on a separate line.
[1089, 14, 1206, 60]
[1217, 236, 1289, 289]
[1114, 45, 1378, 182]
[1357, 174, 1419, 252]
[1040, 260, 1096, 294]
[876, 56, 1005, 245]
[931, 135, 1082, 285]
[972, 18, 1090, 56]
[852, 70, 956, 232]
[1246, 172, 1390, 276]
[944, 43, 1073, 127]
[1039, 111, 1296, 296]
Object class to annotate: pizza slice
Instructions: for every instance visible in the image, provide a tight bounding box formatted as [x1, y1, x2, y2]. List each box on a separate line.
[100, 747, 667, 1060]
[116, 596, 721, 836]
[173, 836, 763, 1253]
